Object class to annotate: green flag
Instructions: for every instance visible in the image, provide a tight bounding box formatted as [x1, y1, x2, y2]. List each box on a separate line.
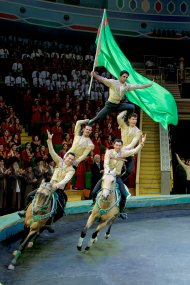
[95, 10, 178, 130]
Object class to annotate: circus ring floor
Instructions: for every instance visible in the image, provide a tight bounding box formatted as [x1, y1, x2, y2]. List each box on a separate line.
[1, 201, 190, 285]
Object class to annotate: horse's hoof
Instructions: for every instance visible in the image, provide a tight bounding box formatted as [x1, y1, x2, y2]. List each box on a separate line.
[27, 242, 33, 248]
[12, 250, 17, 256]
[47, 228, 55, 233]
[105, 234, 110, 239]
[85, 246, 90, 251]
[8, 264, 15, 270]
[93, 237, 98, 243]
[77, 246, 82, 251]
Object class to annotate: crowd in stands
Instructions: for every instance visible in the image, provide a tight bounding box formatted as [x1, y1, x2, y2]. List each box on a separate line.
[0, 35, 139, 214]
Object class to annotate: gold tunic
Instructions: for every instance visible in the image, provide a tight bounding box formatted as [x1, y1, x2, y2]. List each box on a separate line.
[47, 139, 75, 190]
[104, 144, 143, 175]
[66, 119, 94, 164]
[99, 76, 153, 104]
[117, 111, 142, 149]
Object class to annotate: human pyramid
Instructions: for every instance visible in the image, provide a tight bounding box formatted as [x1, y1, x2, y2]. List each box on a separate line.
[19, 69, 152, 224]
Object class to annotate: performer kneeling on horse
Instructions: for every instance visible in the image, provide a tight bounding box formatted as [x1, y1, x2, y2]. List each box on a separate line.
[18, 130, 76, 232]
[91, 137, 146, 219]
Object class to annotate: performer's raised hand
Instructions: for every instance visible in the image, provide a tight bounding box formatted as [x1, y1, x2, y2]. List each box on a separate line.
[141, 134, 147, 146]
[47, 129, 53, 140]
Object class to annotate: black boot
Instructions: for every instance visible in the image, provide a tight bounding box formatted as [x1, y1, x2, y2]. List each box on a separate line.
[44, 225, 55, 233]
[119, 210, 128, 220]
[119, 199, 127, 220]
[88, 119, 94, 126]
[18, 210, 26, 218]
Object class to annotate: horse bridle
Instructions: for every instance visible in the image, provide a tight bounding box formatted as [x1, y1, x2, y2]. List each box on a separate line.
[33, 183, 53, 211]
[101, 173, 116, 196]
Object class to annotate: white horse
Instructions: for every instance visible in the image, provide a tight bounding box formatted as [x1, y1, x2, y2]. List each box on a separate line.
[77, 169, 130, 252]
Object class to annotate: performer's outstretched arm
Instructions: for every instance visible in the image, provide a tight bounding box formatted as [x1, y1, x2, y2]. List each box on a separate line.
[128, 81, 153, 91]
[74, 119, 90, 135]
[47, 130, 62, 164]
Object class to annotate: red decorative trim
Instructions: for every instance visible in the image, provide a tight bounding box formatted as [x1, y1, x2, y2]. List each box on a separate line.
[0, 13, 18, 20]
[97, 18, 108, 36]
[70, 25, 97, 32]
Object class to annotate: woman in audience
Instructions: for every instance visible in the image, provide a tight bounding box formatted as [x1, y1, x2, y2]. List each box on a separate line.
[0, 129, 12, 148]
[41, 111, 52, 140]
[6, 143, 21, 161]
[0, 144, 7, 160]
[104, 135, 113, 150]
[31, 98, 42, 135]
[21, 142, 34, 168]
[14, 118, 22, 140]
[59, 143, 68, 159]
[62, 133, 72, 148]
[92, 132, 102, 155]
[51, 121, 63, 145]
[31, 135, 41, 152]
[11, 133, 22, 149]
[36, 145, 49, 162]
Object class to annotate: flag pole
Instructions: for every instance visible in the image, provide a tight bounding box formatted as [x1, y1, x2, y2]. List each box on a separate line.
[88, 9, 106, 95]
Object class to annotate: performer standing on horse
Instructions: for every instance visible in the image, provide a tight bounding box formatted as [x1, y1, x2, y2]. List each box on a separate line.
[117, 111, 142, 180]
[65, 118, 94, 166]
[92, 135, 146, 219]
[64, 118, 94, 189]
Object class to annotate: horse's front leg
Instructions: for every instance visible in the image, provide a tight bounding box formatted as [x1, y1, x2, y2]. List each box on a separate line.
[85, 220, 108, 251]
[8, 230, 37, 270]
[105, 217, 117, 239]
[77, 213, 97, 251]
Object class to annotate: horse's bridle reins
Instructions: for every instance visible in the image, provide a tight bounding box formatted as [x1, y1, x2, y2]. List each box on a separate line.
[96, 172, 121, 215]
[33, 183, 53, 212]
[32, 183, 58, 222]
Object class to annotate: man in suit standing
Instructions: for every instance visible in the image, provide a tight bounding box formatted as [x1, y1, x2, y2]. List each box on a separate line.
[90, 154, 104, 195]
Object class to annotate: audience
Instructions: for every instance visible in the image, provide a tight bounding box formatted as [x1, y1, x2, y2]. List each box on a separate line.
[0, 34, 152, 215]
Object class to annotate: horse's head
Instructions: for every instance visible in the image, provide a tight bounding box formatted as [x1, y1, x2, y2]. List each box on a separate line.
[32, 180, 53, 214]
[101, 169, 116, 200]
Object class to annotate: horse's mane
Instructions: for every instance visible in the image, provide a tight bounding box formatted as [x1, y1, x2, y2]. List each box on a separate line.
[103, 169, 117, 177]
[38, 180, 53, 192]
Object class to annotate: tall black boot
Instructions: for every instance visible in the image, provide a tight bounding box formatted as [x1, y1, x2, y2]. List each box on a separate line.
[119, 199, 127, 220]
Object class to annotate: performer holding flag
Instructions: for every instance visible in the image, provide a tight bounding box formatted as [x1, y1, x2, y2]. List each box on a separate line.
[88, 9, 178, 130]
[88, 70, 153, 126]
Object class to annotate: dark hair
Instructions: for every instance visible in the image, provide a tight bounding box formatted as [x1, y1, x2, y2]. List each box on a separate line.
[113, 138, 123, 145]
[127, 112, 138, 120]
[65, 152, 75, 158]
[120, 70, 129, 77]
[125, 112, 138, 125]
